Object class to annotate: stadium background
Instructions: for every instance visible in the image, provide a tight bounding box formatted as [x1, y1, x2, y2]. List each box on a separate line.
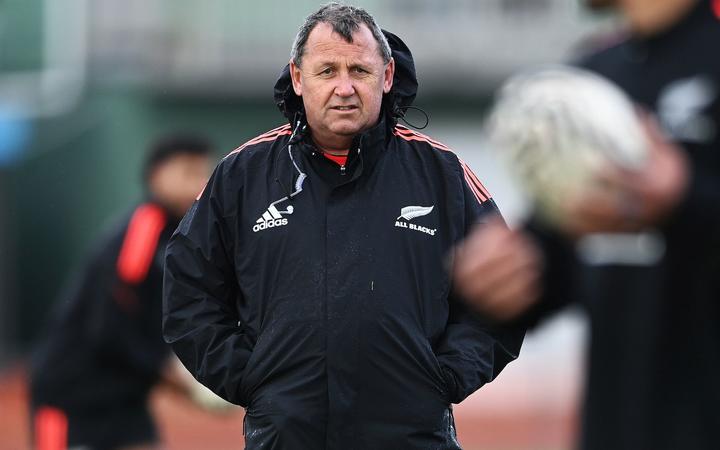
[0, 1, 617, 448]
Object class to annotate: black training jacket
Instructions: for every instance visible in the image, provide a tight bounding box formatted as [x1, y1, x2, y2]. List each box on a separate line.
[519, 2, 720, 449]
[31, 202, 175, 414]
[163, 31, 524, 449]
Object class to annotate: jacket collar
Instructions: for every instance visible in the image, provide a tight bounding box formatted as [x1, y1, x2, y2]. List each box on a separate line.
[297, 112, 391, 182]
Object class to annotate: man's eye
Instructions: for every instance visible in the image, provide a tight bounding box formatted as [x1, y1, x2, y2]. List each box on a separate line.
[320, 68, 334, 75]
[354, 67, 368, 74]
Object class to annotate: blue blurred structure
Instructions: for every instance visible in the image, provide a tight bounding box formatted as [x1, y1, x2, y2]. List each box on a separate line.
[0, 108, 32, 167]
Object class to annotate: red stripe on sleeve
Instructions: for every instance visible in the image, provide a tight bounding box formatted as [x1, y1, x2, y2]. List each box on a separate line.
[461, 161, 492, 200]
[35, 407, 68, 450]
[116, 204, 167, 284]
[197, 125, 294, 202]
[394, 128, 492, 204]
[462, 169, 488, 203]
[226, 126, 292, 158]
[394, 127, 452, 151]
[195, 185, 206, 201]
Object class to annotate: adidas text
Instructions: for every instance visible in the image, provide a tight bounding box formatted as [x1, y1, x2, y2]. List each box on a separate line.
[253, 218, 288, 233]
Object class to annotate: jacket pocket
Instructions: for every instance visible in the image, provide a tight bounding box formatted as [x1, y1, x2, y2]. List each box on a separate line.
[236, 324, 262, 407]
[422, 339, 452, 403]
[238, 341, 263, 407]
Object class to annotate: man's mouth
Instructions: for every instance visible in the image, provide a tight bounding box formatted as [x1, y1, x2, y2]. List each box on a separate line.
[331, 105, 358, 111]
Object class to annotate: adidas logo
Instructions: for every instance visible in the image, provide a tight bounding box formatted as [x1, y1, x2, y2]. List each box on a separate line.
[253, 204, 294, 233]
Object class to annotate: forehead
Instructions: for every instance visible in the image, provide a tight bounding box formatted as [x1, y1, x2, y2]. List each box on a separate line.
[303, 22, 383, 65]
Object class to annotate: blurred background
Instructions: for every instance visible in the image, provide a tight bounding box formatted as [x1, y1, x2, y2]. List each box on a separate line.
[0, 1, 619, 449]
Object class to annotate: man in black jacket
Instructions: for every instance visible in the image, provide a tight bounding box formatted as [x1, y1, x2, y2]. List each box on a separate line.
[454, 1, 720, 449]
[31, 134, 213, 450]
[162, 3, 524, 449]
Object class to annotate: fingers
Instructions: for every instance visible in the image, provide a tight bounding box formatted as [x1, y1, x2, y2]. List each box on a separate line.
[639, 112, 671, 150]
[556, 112, 689, 234]
[558, 183, 639, 235]
[465, 259, 541, 322]
[453, 220, 543, 321]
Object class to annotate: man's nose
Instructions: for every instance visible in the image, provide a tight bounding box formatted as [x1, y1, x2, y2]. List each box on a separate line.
[334, 73, 355, 97]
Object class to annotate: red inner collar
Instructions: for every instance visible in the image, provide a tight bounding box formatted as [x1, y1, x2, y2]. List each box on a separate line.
[322, 152, 348, 166]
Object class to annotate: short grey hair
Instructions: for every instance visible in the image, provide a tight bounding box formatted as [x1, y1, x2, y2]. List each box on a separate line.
[290, 2, 392, 68]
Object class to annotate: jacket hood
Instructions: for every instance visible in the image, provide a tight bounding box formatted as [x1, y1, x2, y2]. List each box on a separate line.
[273, 29, 418, 126]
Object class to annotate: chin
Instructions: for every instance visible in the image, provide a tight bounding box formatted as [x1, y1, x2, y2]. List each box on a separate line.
[330, 123, 364, 137]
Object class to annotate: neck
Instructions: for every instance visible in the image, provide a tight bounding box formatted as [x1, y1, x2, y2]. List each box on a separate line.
[311, 134, 352, 156]
[148, 195, 184, 221]
[622, 0, 697, 36]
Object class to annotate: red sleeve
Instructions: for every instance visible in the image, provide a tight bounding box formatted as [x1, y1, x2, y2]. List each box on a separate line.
[116, 203, 166, 284]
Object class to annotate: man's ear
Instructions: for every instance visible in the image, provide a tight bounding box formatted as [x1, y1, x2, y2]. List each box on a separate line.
[290, 60, 303, 96]
[383, 57, 395, 94]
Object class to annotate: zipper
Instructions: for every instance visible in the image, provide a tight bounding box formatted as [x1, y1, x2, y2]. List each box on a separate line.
[340, 142, 362, 176]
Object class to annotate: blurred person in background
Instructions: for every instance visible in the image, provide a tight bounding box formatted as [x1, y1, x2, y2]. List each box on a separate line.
[162, 3, 524, 449]
[453, 0, 720, 449]
[30, 134, 213, 450]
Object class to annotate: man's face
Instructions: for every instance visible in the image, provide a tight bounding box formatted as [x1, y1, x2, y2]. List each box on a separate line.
[290, 22, 394, 149]
[149, 153, 212, 218]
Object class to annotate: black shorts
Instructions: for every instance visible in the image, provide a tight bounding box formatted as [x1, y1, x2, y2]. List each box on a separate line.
[32, 403, 157, 450]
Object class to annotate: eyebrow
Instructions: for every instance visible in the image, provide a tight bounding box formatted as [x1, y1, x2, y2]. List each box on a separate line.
[313, 60, 372, 69]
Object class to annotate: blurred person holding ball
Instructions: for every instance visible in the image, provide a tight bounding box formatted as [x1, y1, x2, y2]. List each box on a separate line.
[454, 0, 720, 449]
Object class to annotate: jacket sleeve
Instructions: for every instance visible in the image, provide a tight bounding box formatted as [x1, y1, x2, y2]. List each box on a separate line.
[435, 160, 525, 404]
[162, 164, 253, 406]
[90, 286, 170, 383]
[85, 209, 171, 382]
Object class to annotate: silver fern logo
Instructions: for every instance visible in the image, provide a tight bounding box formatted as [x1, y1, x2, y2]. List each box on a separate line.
[397, 205, 434, 221]
[395, 205, 437, 236]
